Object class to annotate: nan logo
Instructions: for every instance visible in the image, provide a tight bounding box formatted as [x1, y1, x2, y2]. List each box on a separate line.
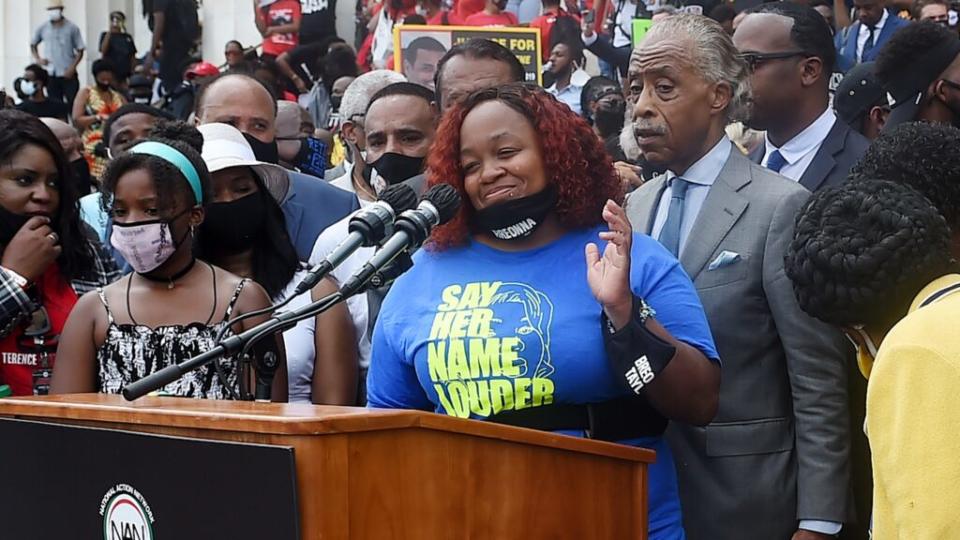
[99, 483, 155, 540]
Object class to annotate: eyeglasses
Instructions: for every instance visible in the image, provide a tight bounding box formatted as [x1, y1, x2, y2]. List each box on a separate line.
[739, 50, 809, 72]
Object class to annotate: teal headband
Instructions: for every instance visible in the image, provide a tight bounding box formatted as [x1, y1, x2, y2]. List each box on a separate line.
[129, 141, 203, 205]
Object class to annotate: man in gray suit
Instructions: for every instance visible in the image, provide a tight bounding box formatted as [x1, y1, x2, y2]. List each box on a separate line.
[622, 14, 852, 540]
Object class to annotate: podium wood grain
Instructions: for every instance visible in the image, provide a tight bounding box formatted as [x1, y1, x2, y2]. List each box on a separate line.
[0, 394, 653, 539]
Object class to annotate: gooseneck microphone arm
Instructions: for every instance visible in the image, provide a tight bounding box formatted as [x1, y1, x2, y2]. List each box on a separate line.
[121, 184, 461, 402]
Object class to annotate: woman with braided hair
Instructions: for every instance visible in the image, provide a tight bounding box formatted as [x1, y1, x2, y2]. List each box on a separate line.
[785, 179, 960, 539]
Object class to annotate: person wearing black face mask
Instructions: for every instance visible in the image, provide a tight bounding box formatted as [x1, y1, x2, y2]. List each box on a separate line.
[196, 72, 360, 260]
[72, 59, 126, 181]
[367, 85, 720, 540]
[52, 121, 288, 402]
[0, 110, 120, 398]
[276, 100, 330, 178]
[362, 82, 438, 192]
[197, 122, 358, 405]
[40, 117, 94, 195]
[875, 21, 960, 132]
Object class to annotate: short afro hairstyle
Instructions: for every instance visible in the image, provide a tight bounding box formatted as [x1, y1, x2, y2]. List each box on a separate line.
[100, 121, 212, 215]
[850, 121, 960, 231]
[366, 81, 436, 113]
[875, 21, 958, 86]
[92, 58, 117, 77]
[786, 179, 956, 328]
[103, 103, 174, 145]
[749, 2, 837, 75]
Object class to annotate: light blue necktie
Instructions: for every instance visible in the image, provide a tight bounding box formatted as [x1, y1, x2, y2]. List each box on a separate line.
[766, 149, 787, 174]
[658, 177, 691, 257]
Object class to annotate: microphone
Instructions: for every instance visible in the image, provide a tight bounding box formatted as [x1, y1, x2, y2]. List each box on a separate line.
[292, 183, 418, 296]
[339, 184, 461, 297]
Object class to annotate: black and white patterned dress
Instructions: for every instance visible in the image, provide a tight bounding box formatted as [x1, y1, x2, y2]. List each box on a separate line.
[94, 280, 247, 399]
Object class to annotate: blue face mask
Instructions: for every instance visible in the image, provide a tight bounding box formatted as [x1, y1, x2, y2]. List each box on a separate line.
[289, 136, 328, 178]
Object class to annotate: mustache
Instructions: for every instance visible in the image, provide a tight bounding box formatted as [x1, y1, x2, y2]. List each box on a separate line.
[631, 121, 668, 136]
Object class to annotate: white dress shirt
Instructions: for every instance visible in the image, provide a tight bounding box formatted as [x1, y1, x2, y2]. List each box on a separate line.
[856, 8, 888, 61]
[761, 107, 837, 182]
[651, 136, 732, 257]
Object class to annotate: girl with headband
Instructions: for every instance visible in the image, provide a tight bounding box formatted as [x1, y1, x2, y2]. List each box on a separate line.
[52, 122, 288, 401]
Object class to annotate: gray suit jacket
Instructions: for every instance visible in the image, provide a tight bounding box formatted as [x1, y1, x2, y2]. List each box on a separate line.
[625, 148, 852, 540]
[748, 119, 870, 193]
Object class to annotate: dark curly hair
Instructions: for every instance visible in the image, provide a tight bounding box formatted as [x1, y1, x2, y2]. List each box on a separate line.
[850, 121, 960, 231]
[785, 179, 956, 329]
[426, 83, 622, 250]
[0, 110, 95, 282]
[99, 121, 212, 216]
[875, 21, 957, 86]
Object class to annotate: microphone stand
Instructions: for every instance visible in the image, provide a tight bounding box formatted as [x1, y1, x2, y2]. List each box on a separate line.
[122, 291, 346, 401]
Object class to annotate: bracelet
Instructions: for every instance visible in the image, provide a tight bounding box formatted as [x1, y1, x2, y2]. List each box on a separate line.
[602, 295, 676, 395]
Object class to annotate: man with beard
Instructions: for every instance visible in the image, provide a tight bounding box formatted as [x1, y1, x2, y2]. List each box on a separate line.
[875, 21, 960, 131]
[622, 14, 851, 540]
[735, 2, 868, 192]
[545, 40, 587, 115]
[196, 72, 359, 260]
[328, 70, 408, 202]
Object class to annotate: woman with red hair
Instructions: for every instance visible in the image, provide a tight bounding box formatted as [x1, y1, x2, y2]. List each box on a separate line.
[367, 84, 719, 539]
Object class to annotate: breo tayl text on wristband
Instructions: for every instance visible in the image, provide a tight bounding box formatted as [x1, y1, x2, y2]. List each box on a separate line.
[602, 296, 677, 395]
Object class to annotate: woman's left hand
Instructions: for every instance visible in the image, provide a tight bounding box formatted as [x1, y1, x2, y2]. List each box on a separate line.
[586, 199, 634, 329]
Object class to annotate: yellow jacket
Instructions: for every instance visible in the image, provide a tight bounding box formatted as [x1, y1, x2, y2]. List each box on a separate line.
[867, 274, 960, 539]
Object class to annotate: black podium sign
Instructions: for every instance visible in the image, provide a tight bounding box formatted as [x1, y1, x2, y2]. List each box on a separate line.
[0, 418, 299, 540]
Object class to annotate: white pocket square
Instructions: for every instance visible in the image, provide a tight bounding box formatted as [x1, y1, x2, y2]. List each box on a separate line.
[708, 251, 741, 271]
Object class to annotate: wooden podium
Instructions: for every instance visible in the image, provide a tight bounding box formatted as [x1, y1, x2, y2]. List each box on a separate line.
[0, 394, 653, 539]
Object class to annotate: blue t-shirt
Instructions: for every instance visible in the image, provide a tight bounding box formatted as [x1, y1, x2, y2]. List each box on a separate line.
[368, 226, 718, 539]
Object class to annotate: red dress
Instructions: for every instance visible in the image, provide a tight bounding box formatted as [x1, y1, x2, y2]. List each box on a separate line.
[0, 264, 78, 396]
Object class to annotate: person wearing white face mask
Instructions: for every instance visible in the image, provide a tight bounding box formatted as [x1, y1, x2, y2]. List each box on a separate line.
[786, 179, 960, 539]
[14, 64, 69, 121]
[30, 0, 85, 108]
[52, 121, 288, 402]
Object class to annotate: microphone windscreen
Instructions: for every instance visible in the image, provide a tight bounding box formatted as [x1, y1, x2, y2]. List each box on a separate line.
[424, 184, 462, 224]
[379, 183, 418, 214]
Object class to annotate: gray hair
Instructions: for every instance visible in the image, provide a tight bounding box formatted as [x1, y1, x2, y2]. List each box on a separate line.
[339, 70, 407, 127]
[640, 14, 750, 122]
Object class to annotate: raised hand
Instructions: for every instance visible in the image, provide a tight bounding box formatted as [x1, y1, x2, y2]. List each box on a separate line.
[585, 199, 633, 329]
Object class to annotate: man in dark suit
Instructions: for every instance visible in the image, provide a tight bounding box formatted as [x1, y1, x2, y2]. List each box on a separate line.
[735, 3, 869, 192]
[622, 13, 851, 540]
[196, 73, 360, 260]
[834, 0, 910, 72]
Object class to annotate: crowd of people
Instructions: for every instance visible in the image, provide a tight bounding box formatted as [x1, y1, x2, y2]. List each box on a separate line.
[2, 0, 960, 538]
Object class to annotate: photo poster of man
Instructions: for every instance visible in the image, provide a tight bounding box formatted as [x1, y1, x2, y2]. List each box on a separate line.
[393, 26, 543, 90]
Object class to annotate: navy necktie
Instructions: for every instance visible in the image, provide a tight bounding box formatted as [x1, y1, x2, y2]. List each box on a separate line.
[658, 177, 691, 257]
[861, 25, 876, 62]
[766, 149, 787, 174]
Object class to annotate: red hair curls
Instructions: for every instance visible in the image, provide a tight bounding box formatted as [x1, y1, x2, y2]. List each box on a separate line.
[426, 83, 623, 250]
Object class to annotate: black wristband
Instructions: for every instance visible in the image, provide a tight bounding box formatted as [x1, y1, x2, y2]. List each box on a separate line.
[602, 295, 677, 395]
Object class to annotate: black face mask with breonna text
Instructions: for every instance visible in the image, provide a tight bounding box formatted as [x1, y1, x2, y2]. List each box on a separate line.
[472, 185, 558, 241]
